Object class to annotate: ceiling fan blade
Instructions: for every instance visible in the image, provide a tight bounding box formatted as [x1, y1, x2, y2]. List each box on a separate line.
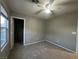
[56, 1, 77, 6]
[51, 10, 55, 16]
[37, 4, 44, 8]
[35, 9, 44, 15]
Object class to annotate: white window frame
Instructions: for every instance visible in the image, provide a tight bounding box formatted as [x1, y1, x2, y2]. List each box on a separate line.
[0, 5, 9, 52]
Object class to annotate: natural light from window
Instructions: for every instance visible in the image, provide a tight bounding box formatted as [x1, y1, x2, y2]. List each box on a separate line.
[0, 6, 9, 51]
[1, 15, 7, 47]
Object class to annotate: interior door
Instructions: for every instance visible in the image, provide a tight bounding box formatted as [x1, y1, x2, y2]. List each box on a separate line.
[14, 18, 24, 44]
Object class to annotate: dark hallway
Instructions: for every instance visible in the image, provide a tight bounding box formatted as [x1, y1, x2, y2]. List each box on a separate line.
[14, 18, 24, 44]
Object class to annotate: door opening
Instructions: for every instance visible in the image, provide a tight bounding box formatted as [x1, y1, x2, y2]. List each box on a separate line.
[13, 18, 24, 44]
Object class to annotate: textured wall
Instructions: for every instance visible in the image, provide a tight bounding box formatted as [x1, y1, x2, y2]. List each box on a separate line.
[46, 12, 77, 52]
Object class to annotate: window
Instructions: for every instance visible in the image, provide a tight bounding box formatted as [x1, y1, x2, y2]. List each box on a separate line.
[0, 6, 9, 51]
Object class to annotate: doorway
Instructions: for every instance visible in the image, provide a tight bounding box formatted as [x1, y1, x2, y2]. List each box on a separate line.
[13, 18, 24, 44]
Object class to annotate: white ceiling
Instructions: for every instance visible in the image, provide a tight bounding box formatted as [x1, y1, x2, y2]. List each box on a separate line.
[7, 0, 78, 19]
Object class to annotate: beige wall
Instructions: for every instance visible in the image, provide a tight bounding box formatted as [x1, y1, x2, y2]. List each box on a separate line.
[46, 12, 77, 52]
[0, 0, 11, 59]
[24, 17, 45, 44]
[11, 12, 45, 45]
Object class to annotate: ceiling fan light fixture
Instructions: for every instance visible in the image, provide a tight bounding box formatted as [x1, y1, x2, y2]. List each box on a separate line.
[45, 9, 51, 14]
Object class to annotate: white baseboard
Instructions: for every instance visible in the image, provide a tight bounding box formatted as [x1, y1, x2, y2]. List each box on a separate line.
[24, 40, 45, 46]
[23, 40, 77, 53]
[46, 40, 76, 53]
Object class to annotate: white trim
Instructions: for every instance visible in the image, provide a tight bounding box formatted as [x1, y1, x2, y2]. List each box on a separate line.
[11, 16, 25, 20]
[46, 40, 76, 53]
[24, 18, 26, 46]
[1, 5, 8, 18]
[1, 42, 8, 52]
[11, 16, 26, 49]
[24, 40, 45, 46]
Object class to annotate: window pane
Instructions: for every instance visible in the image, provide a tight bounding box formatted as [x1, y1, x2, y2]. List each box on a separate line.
[1, 15, 7, 27]
[1, 28, 6, 47]
[0, 6, 9, 51]
[1, 15, 8, 47]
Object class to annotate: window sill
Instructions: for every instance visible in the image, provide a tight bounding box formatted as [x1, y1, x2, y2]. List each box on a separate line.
[1, 42, 8, 52]
[1, 41, 6, 47]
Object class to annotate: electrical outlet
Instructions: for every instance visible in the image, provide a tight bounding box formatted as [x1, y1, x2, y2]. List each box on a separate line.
[72, 32, 76, 35]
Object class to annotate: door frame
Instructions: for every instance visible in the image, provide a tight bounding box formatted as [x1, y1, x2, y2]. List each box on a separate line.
[10, 16, 25, 49]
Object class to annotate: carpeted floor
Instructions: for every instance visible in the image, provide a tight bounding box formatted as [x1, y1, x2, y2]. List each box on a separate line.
[8, 41, 77, 59]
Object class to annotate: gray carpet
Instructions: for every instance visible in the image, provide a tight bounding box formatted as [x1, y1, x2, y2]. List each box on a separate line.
[8, 41, 77, 59]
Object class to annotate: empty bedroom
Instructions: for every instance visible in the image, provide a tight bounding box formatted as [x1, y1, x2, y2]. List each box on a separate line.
[0, 0, 78, 59]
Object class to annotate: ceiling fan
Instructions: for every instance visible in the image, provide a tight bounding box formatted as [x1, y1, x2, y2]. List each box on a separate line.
[32, 0, 55, 15]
